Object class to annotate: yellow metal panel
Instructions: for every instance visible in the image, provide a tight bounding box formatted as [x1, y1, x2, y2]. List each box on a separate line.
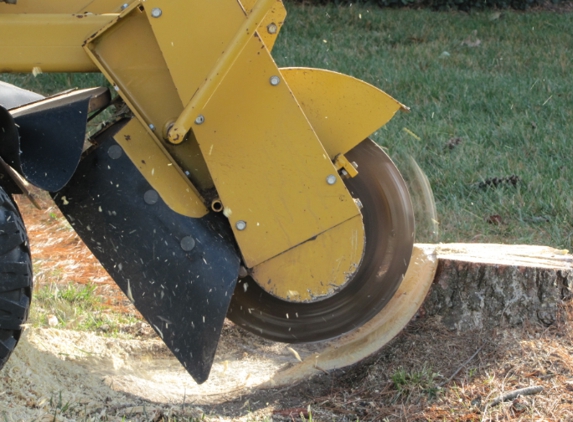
[144, 0, 247, 106]
[193, 36, 360, 267]
[114, 119, 208, 218]
[148, 0, 284, 142]
[0, 14, 114, 72]
[251, 214, 364, 302]
[84, 7, 215, 192]
[281, 68, 408, 158]
[85, 8, 183, 134]
[163, 0, 277, 144]
[141, 0, 360, 267]
[0, 0, 126, 13]
[240, 0, 287, 51]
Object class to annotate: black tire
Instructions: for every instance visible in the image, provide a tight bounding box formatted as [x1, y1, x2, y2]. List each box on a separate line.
[0, 188, 32, 370]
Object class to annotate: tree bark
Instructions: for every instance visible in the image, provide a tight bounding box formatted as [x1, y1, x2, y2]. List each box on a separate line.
[419, 244, 573, 331]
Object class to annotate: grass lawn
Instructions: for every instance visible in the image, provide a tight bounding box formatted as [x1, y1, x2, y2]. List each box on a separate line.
[272, 4, 573, 248]
[2, 5, 572, 249]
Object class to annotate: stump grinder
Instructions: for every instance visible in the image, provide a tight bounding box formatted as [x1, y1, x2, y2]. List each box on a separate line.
[0, 0, 434, 384]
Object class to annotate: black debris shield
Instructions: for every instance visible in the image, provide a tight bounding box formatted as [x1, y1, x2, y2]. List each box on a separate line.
[52, 120, 240, 383]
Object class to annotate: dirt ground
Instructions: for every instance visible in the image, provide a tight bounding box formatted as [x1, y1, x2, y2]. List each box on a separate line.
[1, 193, 572, 421]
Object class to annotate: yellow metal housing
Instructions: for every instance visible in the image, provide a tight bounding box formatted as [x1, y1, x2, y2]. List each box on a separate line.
[251, 214, 365, 302]
[0, 0, 127, 13]
[140, 0, 363, 267]
[239, 0, 287, 51]
[191, 37, 361, 268]
[280, 68, 407, 158]
[114, 119, 207, 218]
[0, 14, 115, 72]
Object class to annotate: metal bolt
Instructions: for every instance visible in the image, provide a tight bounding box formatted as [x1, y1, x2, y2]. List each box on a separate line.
[180, 236, 196, 252]
[354, 198, 363, 209]
[108, 145, 123, 159]
[267, 23, 278, 34]
[144, 190, 159, 205]
[120, 3, 129, 10]
[269, 76, 280, 86]
[236, 220, 247, 231]
[150, 8, 162, 18]
[326, 174, 337, 185]
[195, 115, 205, 125]
[149, 124, 155, 130]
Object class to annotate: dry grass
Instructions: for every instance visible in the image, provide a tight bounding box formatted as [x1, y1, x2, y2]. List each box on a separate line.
[15, 190, 139, 320]
[301, 305, 573, 421]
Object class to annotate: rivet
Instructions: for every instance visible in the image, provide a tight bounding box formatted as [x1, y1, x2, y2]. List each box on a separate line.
[269, 75, 280, 86]
[236, 220, 247, 231]
[108, 145, 123, 159]
[144, 190, 159, 205]
[151, 8, 162, 18]
[180, 236, 196, 252]
[120, 3, 129, 10]
[326, 174, 337, 185]
[149, 124, 155, 130]
[267, 23, 278, 34]
[195, 115, 205, 125]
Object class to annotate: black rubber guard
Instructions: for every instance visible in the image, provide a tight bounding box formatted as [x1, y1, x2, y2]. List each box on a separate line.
[52, 120, 240, 384]
[0, 86, 105, 192]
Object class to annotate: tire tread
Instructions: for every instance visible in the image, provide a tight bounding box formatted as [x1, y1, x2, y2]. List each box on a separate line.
[0, 188, 32, 371]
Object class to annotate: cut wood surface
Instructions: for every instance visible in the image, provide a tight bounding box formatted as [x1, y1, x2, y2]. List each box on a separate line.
[421, 243, 573, 332]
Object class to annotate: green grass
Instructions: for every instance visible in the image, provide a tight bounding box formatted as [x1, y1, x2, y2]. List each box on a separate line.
[2, 5, 572, 248]
[271, 5, 573, 248]
[391, 364, 440, 402]
[30, 282, 139, 334]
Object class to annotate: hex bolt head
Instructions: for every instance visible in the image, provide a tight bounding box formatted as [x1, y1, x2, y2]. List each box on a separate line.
[144, 189, 159, 205]
[107, 145, 123, 160]
[236, 220, 247, 231]
[150, 8, 162, 18]
[269, 75, 281, 86]
[195, 115, 205, 125]
[267, 23, 278, 34]
[326, 174, 337, 185]
[180, 236, 196, 252]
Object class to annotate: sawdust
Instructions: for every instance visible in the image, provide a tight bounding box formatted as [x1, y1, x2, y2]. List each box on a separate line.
[1, 324, 284, 420]
[0, 329, 145, 421]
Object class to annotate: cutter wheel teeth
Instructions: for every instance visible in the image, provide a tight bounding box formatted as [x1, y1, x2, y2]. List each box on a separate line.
[227, 139, 415, 343]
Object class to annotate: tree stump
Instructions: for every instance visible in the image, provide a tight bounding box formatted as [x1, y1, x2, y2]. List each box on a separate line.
[420, 244, 573, 331]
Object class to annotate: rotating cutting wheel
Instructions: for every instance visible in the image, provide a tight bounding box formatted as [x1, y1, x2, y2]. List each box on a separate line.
[227, 139, 415, 343]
